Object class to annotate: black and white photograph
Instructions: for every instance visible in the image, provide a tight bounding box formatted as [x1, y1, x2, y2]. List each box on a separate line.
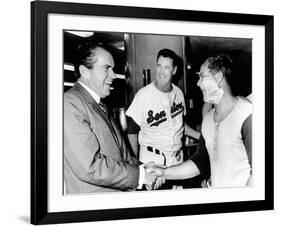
[63, 30, 253, 194]
[30, 1, 274, 225]
[2, 0, 281, 225]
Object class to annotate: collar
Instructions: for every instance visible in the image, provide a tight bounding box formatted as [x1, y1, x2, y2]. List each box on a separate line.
[78, 81, 101, 104]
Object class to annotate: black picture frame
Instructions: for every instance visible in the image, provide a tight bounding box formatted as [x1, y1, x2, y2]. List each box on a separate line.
[31, 0, 274, 224]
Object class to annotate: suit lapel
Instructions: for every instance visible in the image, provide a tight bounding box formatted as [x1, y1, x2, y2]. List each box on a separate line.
[73, 82, 121, 148]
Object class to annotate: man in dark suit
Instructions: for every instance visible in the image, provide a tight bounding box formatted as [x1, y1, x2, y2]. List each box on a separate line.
[64, 42, 160, 194]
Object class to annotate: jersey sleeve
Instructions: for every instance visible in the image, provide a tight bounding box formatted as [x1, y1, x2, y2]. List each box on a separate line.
[189, 135, 211, 179]
[241, 114, 252, 168]
[126, 116, 140, 134]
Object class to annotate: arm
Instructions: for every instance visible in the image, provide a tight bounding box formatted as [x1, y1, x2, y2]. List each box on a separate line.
[163, 159, 200, 180]
[151, 135, 210, 180]
[165, 135, 211, 179]
[64, 95, 140, 190]
[148, 159, 200, 181]
[184, 122, 200, 140]
[241, 114, 252, 185]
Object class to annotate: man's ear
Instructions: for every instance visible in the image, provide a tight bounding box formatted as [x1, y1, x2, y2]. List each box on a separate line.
[79, 65, 90, 79]
[173, 66, 178, 75]
[215, 71, 224, 84]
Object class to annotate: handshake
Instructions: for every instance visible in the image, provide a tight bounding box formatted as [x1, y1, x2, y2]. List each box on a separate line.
[143, 162, 166, 190]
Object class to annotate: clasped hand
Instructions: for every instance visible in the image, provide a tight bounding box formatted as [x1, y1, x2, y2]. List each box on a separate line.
[143, 162, 166, 190]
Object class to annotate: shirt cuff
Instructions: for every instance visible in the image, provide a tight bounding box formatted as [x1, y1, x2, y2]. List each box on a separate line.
[137, 164, 145, 189]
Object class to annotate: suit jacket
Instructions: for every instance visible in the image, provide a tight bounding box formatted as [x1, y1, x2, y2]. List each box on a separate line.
[64, 82, 140, 194]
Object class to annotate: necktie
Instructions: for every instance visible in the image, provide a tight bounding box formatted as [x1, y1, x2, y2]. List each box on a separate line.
[99, 101, 119, 146]
[99, 101, 109, 116]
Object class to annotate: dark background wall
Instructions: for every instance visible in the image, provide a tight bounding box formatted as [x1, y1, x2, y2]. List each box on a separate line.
[63, 31, 252, 128]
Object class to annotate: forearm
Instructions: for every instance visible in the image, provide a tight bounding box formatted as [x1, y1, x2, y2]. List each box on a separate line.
[87, 153, 140, 190]
[184, 123, 200, 140]
[163, 160, 200, 180]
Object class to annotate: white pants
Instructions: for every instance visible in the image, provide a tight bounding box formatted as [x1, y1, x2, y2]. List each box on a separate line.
[139, 146, 183, 167]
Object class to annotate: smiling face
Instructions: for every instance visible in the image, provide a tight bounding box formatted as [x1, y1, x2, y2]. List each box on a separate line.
[155, 56, 177, 92]
[197, 62, 224, 104]
[197, 62, 214, 96]
[80, 47, 116, 98]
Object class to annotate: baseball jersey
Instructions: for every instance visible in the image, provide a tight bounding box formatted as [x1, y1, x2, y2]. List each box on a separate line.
[202, 97, 252, 187]
[126, 82, 186, 153]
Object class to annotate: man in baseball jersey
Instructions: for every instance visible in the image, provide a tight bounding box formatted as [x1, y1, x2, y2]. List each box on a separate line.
[126, 49, 200, 187]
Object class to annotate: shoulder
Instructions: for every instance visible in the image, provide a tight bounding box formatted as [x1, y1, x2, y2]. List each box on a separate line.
[238, 96, 252, 105]
[64, 87, 78, 102]
[65, 86, 79, 100]
[134, 83, 154, 98]
[64, 87, 85, 109]
[172, 84, 185, 98]
[236, 97, 252, 114]
[247, 93, 252, 102]
[142, 83, 155, 92]
[228, 97, 252, 129]
[172, 84, 183, 93]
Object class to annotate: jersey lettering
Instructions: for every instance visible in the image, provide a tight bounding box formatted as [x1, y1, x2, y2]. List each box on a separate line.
[147, 110, 167, 127]
[171, 102, 184, 118]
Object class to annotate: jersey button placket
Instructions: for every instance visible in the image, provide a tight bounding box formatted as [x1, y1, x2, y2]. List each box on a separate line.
[212, 122, 220, 186]
[165, 94, 173, 146]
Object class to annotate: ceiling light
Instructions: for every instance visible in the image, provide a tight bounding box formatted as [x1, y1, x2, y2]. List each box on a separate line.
[66, 31, 94, 38]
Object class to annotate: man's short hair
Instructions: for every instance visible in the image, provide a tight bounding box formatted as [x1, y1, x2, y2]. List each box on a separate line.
[205, 53, 233, 82]
[74, 42, 110, 78]
[157, 48, 178, 67]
